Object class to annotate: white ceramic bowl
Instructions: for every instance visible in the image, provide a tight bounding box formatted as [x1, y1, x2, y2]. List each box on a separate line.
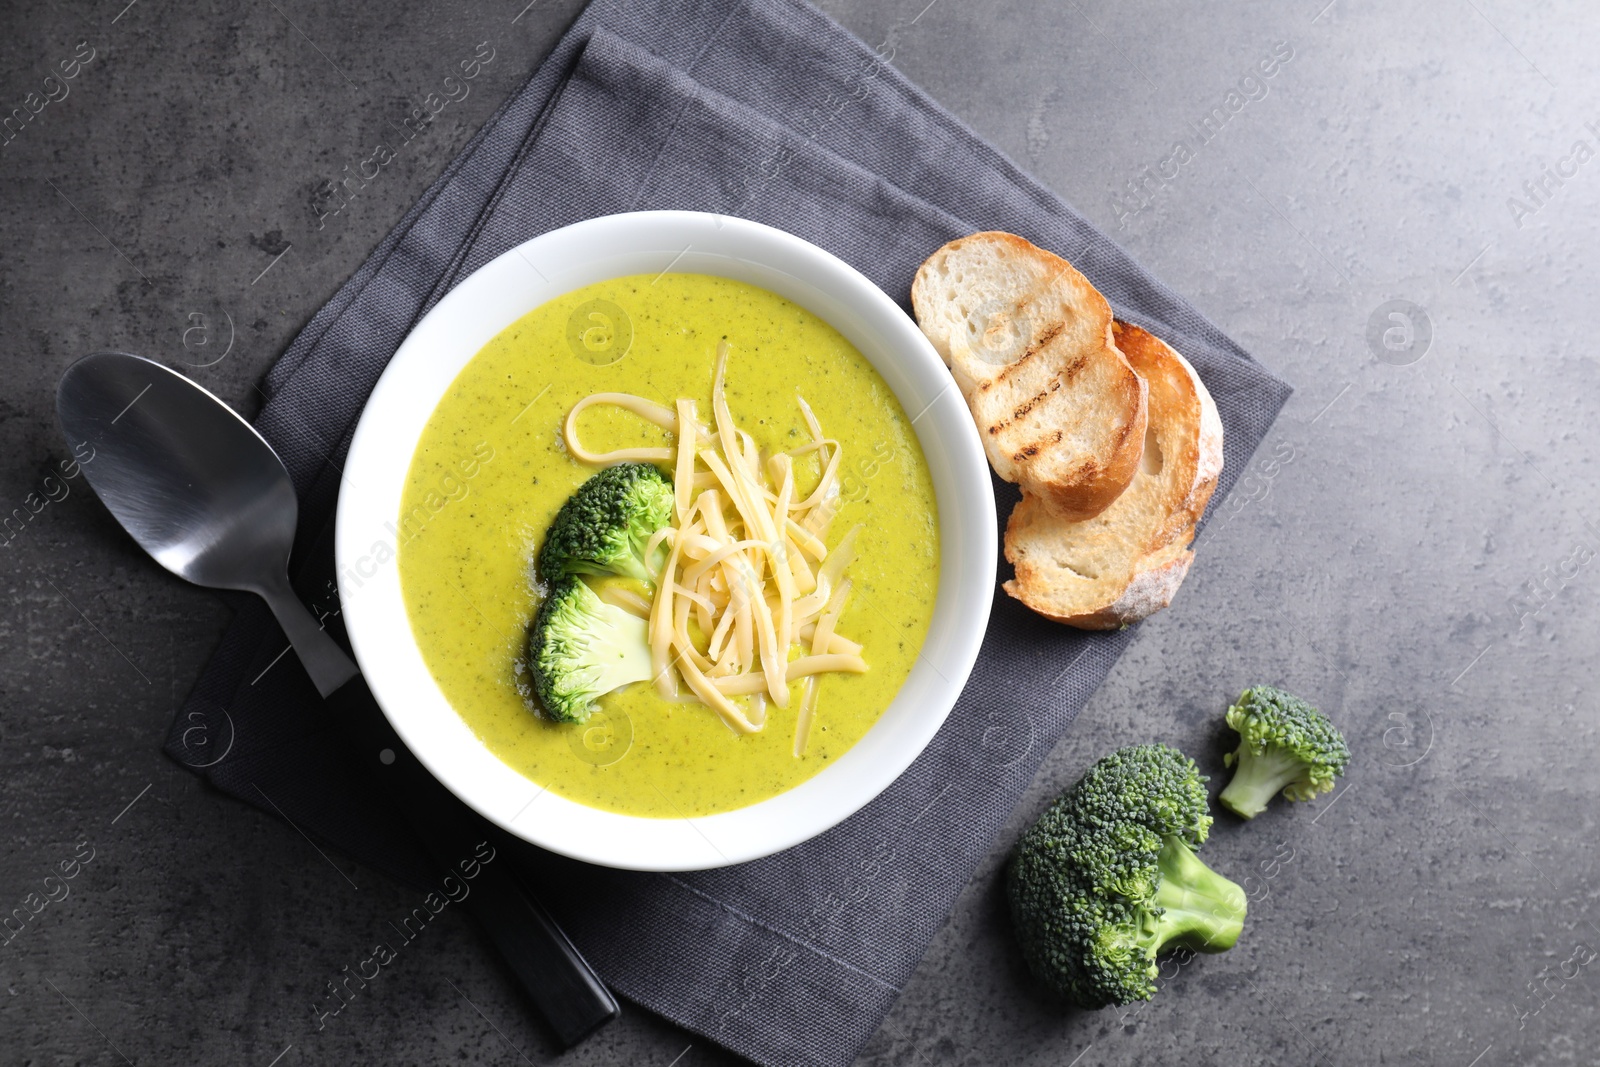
[337, 211, 995, 871]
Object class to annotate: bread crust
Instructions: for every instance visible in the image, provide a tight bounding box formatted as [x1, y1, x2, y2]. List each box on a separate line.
[912, 232, 1146, 520]
[1111, 322, 1223, 548]
[1030, 546, 1195, 630]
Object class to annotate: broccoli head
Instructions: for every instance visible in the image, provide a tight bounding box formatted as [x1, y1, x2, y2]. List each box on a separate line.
[1218, 685, 1351, 819]
[526, 577, 654, 724]
[537, 463, 674, 584]
[1007, 743, 1247, 1009]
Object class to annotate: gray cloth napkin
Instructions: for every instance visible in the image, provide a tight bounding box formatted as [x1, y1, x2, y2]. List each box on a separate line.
[165, 2, 1292, 1064]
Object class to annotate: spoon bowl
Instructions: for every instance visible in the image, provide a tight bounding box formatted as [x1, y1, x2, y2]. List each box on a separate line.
[57, 352, 300, 593]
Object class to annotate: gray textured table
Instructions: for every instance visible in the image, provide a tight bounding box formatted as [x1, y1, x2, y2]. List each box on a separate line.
[2, 1, 1595, 1063]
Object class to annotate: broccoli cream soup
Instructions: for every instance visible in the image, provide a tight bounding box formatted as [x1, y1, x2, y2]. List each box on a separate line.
[398, 273, 938, 818]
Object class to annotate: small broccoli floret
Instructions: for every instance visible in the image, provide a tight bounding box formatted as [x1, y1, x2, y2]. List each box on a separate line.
[526, 578, 654, 724]
[1218, 685, 1351, 819]
[1007, 744, 1247, 1008]
[537, 463, 674, 584]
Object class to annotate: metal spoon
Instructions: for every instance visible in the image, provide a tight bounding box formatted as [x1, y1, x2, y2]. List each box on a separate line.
[57, 351, 358, 695]
[57, 351, 619, 1047]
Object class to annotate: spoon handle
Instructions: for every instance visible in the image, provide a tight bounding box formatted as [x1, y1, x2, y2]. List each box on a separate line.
[254, 568, 618, 1043]
[324, 673, 621, 1046]
[255, 572, 361, 698]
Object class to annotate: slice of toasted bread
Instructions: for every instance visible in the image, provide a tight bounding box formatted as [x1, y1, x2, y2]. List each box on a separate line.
[1003, 323, 1223, 629]
[912, 232, 1147, 521]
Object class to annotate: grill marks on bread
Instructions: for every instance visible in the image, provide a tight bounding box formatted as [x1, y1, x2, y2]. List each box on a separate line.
[912, 232, 1147, 521]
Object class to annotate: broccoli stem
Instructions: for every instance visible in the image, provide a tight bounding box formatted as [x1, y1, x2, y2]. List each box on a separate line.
[1218, 745, 1306, 819]
[598, 553, 649, 585]
[1142, 836, 1247, 956]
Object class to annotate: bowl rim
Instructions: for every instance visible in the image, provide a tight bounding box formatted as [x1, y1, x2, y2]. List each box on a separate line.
[336, 210, 995, 871]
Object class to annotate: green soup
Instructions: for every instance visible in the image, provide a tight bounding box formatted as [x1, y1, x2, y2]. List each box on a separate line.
[398, 274, 939, 817]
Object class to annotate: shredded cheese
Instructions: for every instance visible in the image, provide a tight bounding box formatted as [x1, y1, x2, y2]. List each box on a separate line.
[562, 339, 869, 750]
